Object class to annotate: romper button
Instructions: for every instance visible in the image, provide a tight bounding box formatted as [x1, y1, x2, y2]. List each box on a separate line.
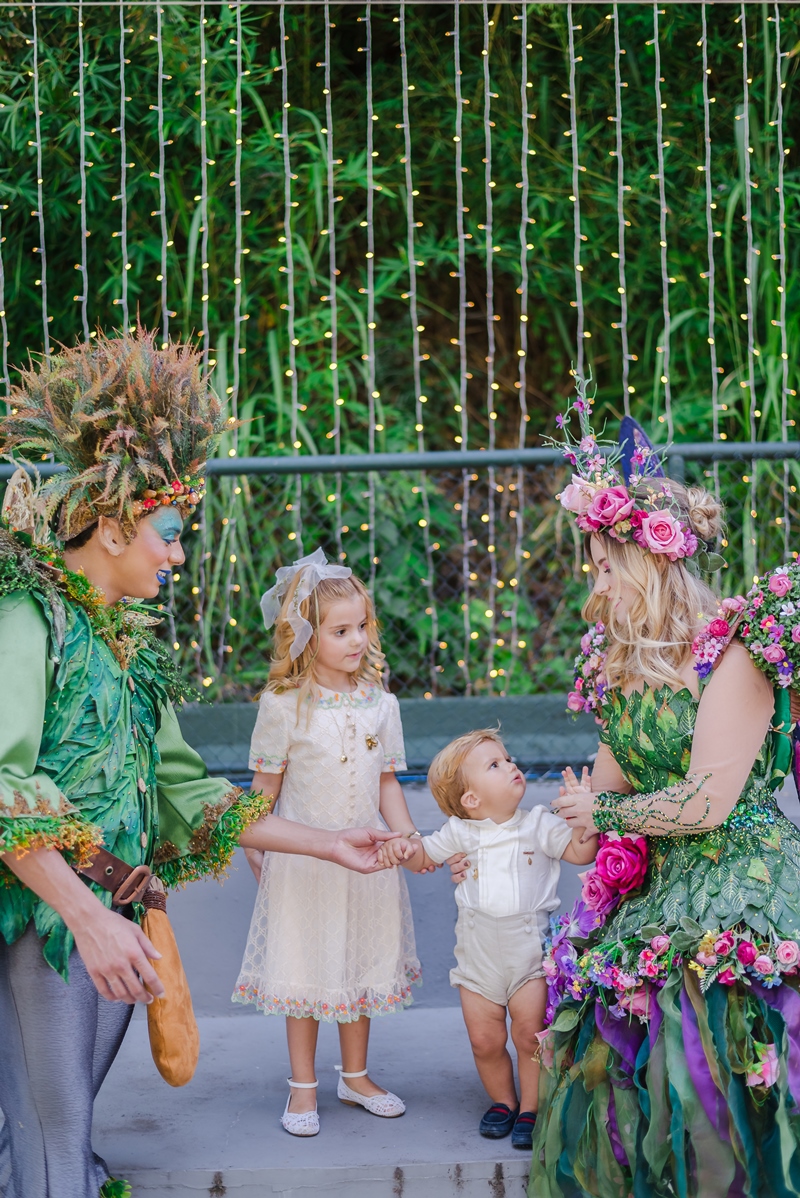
[468, 919, 475, 929]
[137, 778, 146, 793]
[525, 926, 532, 934]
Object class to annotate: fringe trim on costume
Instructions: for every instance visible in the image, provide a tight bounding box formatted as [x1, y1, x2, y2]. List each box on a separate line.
[0, 813, 103, 867]
[231, 967, 423, 1023]
[154, 790, 273, 889]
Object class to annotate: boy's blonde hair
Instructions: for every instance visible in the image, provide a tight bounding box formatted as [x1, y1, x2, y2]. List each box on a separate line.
[427, 728, 505, 819]
[264, 572, 384, 711]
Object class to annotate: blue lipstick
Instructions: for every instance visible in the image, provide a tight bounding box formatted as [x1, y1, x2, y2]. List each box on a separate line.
[156, 569, 169, 586]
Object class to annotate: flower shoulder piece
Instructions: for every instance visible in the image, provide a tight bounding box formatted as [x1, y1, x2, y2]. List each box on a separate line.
[739, 563, 800, 691]
[691, 595, 747, 681]
[567, 621, 608, 715]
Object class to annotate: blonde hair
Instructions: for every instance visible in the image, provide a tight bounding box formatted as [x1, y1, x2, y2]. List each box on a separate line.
[427, 728, 505, 819]
[264, 572, 384, 709]
[583, 478, 723, 692]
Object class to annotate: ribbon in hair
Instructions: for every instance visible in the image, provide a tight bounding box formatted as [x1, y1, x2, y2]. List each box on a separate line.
[260, 546, 352, 660]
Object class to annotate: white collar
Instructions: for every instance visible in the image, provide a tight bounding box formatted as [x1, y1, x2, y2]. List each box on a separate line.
[468, 808, 524, 831]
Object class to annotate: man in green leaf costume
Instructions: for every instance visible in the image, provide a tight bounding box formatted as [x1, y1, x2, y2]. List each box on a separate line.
[0, 329, 393, 1198]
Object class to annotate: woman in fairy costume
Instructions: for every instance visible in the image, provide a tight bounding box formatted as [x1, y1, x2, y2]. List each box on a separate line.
[528, 385, 800, 1197]
[0, 329, 396, 1198]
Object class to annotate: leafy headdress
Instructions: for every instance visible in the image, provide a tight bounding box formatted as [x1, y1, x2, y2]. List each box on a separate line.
[0, 326, 227, 541]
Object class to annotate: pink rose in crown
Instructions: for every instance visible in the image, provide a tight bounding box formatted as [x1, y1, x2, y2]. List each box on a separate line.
[579, 869, 617, 917]
[638, 510, 685, 560]
[776, 940, 800, 968]
[792, 626, 800, 645]
[566, 692, 585, 713]
[584, 486, 634, 530]
[595, 835, 648, 895]
[559, 477, 595, 515]
[714, 932, 735, 956]
[650, 934, 671, 955]
[707, 618, 731, 639]
[763, 644, 786, 664]
[737, 940, 757, 966]
[769, 573, 793, 598]
[717, 968, 737, 986]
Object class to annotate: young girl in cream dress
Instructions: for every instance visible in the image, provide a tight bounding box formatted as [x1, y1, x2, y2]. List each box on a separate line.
[233, 548, 421, 1136]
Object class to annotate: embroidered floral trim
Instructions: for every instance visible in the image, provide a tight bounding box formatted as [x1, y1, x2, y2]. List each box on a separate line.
[382, 753, 406, 773]
[315, 684, 384, 710]
[249, 754, 288, 773]
[232, 966, 422, 1023]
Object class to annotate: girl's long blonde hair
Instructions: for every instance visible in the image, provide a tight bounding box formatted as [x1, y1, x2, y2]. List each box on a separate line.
[264, 571, 384, 709]
[583, 479, 723, 692]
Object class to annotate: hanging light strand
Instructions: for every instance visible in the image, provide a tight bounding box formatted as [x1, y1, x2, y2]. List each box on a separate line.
[199, 2, 210, 369]
[453, 0, 471, 693]
[31, 5, 50, 362]
[0, 202, 9, 409]
[740, 4, 758, 568]
[118, 3, 129, 331]
[509, 6, 529, 685]
[653, 6, 672, 440]
[76, 3, 89, 340]
[323, 6, 343, 565]
[774, 3, 790, 558]
[364, 4, 375, 583]
[230, 0, 243, 444]
[482, 2, 497, 688]
[280, 2, 302, 554]
[155, 3, 169, 344]
[567, 4, 584, 375]
[701, 4, 720, 508]
[400, 3, 438, 689]
[613, 4, 630, 413]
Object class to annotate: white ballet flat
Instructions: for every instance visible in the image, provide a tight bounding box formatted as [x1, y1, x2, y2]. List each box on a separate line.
[335, 1066, 405, 1118]
[281, 1078, 320, 1137]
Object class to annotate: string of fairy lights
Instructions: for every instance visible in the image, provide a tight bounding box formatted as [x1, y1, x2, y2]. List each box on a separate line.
[700, 3, 721, 510]
[4, 4, 797, 690]
[612, 4, 631, 415]
[773, 2, 791, 561]
[651, 6, 672, 441]
[399, 2, 439, 692]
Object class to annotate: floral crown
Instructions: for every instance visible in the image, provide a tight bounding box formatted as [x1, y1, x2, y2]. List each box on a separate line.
[548, 374, 722, 571]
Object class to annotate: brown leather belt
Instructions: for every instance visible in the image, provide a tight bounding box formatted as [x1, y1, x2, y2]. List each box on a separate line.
[75, 846, 152, 906]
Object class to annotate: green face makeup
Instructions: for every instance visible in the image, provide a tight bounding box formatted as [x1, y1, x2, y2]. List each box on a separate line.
[147, 507, 184, 543]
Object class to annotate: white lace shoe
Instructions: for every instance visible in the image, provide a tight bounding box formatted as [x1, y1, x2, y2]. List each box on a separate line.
[281, 1079, 320, 1136]
[335, 1067, 405, 1118]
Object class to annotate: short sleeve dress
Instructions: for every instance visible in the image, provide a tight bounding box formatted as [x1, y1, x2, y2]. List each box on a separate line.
[233, 682, 421, 1022]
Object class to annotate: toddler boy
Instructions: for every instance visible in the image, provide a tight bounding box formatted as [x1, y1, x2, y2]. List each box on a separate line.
[381, 729, 596, 1149]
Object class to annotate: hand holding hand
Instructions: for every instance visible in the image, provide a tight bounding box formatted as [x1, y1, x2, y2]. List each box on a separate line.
[330, 826, 403, 873]
[377, 837, 418, 869]
[72, 907, 164, 1005]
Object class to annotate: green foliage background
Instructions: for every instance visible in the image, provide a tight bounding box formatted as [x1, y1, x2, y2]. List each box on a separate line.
[0, 2, 797, 696]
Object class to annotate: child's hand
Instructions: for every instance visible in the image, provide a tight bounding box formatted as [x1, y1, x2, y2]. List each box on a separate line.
[244, 846, 265, 882]
[552, 766, 596, 833]
[377, 837, 418, 869]
[561, 765, 592, 795]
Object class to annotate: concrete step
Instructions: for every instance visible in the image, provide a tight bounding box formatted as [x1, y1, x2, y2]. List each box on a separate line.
[93, 1009, 530, 1198]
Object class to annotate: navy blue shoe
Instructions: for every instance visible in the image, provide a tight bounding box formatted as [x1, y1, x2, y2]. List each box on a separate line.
[511, 1110, 537, 1149]
[479, 1102, 519, 1138]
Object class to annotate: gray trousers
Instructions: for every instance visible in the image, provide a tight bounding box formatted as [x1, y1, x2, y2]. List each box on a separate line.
[0, 924, 132, 1198]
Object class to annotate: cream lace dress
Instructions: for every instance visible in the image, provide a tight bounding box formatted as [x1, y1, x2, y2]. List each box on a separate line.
[233, 682, 421, 1022]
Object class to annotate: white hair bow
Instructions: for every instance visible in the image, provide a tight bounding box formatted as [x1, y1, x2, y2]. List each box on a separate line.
[260, 546, 352, 660]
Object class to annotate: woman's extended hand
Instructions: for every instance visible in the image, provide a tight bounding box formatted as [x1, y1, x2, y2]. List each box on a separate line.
[329, 826, 403, 874]
[447, 852, 469, 884]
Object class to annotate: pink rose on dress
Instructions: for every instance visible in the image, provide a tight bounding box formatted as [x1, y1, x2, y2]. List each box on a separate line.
[651, 935, 671, 955]
[792, 626, 800, 644]
[737, 941, 757, 966]
[776, 941, 800, 968]
[579, 869, 617, 916]
[746, 1043, 779, 1088]
[696, 950, 718, 967]
[638, 510, 686, 560]
[536, 1028, 555, 1070]
[720, 595, 746, 616]
[618, 984, 654, 1019]
[637, 949, 661, 979]
[714, 932, 735, 956]
[559, 477, 595, 515]
[717, 968, 737, 986]
[768, 573, 793, 598]
[566, 691, 586, 713]
[763, 644, 786, 664]
[584, 486, 634, 530]
[595, 836, 648, 895]
[753, 955, 774, 976]
[707, 619, 731, 639]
